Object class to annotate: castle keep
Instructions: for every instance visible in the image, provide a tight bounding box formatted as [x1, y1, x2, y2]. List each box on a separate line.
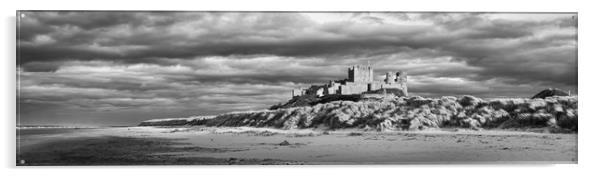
[292, 65, 408, 98]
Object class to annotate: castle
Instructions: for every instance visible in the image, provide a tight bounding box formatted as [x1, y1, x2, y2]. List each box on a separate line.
[292, 65, 408, 98]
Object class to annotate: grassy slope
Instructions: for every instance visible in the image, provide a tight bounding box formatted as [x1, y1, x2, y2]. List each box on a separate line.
[189, 96, 577, 131]
[142, 96, 578, 132]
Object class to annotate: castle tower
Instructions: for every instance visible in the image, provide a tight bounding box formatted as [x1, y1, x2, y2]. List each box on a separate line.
[385, 72, 395, 84]
[396, 71, 408, 96]
[395, 72, 407, 83]
[347, 65, 373, 83]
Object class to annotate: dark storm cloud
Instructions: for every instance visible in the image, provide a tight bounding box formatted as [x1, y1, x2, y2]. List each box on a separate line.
[18, 12, 318, 64]
[17, 12, 577, 126]
[20, 12, 540, 64]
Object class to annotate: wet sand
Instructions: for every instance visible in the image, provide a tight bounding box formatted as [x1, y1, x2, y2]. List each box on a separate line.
[16, 127, 577, 165]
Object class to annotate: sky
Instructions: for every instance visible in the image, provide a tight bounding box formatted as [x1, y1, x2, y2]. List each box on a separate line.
[17, 11, 577, 126]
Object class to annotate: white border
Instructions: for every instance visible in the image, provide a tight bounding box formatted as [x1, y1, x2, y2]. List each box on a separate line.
[2, 0, 600, 177]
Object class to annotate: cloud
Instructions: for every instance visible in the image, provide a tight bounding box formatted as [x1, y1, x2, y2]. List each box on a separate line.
[18, 59, 303, 119]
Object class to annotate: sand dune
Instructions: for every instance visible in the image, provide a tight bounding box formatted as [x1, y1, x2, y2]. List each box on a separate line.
[140, 96, 578, 132]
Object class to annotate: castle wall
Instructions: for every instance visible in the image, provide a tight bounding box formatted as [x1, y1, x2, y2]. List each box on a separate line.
[292, 89, 304, 97]
[326, 85, 338, 95]
[369, 81, 408, 96]
[340, 83, 369, 95]
[381, 83, 403, 89]
[370, 82, 404, 89]
[370, 82, 382, 90]
[316, 88, 324, 97]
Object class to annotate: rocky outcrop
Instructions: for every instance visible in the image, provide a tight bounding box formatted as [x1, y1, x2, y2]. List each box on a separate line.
[141, 96, 578, 132]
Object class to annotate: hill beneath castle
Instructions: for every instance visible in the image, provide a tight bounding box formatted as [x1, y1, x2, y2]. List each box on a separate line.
[140, 95, 578, 132]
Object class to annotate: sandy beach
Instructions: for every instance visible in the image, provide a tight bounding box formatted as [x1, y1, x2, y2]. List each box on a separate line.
[16, 126, 577, 165]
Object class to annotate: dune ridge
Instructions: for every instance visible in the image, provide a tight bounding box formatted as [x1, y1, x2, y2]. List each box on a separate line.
[140, 95, 577, 132]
